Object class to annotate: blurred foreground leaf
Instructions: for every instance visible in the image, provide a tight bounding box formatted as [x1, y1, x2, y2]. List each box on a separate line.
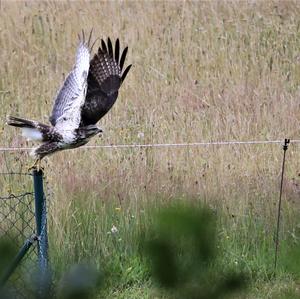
[0, 238, 17, 278]
[58, 263, 103, 299]
[142, 204, 247, 299]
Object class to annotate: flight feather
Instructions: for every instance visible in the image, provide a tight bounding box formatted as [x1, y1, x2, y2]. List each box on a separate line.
[50, 36, 91, 130]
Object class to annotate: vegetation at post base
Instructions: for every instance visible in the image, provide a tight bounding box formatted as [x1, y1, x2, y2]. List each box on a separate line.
[0, 204, 248, 299]
[2, 203, 300, 298]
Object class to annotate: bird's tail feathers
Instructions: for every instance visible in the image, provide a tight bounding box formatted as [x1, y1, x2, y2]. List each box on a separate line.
[6, 116, 37, 128]
[7, 116, 45, 142]
[22, 128, 43, 141]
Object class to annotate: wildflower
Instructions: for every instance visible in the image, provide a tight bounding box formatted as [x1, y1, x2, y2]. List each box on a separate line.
[137, 131, 144, 139]
[115, 207, 121, 212]
[111, 225, 118, 234]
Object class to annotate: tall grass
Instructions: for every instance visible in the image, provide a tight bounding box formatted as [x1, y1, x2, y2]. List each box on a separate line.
[0, 1, 300, 298]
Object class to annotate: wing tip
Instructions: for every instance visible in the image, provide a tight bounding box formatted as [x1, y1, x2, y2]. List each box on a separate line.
[121, 64, 132, 83]
[120, 46, 129, 70]
[78, 29, 95, 52]
[107, 37, 113, 57]
[115, 38, 120, 63]
[101, 39, 107, 53]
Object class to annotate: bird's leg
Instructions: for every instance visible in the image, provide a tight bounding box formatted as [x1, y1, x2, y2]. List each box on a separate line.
[28, 158, 43, 172]
[36, 158, 43, 172]
[28, 159, 38, 172]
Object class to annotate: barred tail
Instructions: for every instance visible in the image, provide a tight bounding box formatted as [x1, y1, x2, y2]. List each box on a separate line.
[6, 116, 47, 142]
[6, 116, 37, 128]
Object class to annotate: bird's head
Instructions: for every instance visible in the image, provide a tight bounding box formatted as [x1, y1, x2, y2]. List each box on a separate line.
[85, 125, 103, 137]
[77, 125, 102, 139]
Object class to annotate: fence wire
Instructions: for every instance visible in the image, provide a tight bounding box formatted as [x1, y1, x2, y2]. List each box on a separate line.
[0, 172, 37, 299]
[0, 139, 299, 152]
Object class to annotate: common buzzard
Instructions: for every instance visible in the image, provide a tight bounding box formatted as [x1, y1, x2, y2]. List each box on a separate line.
[7, 31, 132, 170]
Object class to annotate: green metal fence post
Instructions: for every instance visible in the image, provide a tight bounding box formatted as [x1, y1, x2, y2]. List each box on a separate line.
[33, 169, 50, 297]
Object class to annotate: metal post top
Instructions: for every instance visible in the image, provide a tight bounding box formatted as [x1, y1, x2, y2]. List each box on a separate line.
[32, 169, 44, 176]
[283, 138, 290, 151]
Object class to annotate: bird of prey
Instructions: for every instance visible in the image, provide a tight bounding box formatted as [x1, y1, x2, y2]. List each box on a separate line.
[7, 31, 132, 170]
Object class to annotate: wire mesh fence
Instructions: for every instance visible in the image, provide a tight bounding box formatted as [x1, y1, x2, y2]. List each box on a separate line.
[0, 172, 44, 298]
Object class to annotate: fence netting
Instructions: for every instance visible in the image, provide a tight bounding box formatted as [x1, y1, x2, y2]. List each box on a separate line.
[0, 172, 38, 298]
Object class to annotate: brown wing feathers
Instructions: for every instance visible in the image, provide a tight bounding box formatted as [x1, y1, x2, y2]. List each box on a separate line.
[80, 37, 131, 126]
[107, 38, 113, 57]
[91, 38, 132, 88]
[115, 39, 120, 63]
[89, 38, 120, 94]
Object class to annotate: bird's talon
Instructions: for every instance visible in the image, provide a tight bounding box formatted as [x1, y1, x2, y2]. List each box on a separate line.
[28, 159, 43, 173]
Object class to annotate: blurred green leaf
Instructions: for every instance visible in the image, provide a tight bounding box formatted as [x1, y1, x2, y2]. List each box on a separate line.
[282, 243, 300, 278]
[142, 204, 247, 299]
[58, 263, 103, 299]
[0, 238, 18, 276]
[145, 238, 178, 288]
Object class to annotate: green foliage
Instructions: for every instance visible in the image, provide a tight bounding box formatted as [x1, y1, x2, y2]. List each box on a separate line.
[143, 204, 247, 298]
[282, 242, 300, 278]
[58, 263, 103, 299]
[2, 201, 300, 298]
[0, 239, 17, 277]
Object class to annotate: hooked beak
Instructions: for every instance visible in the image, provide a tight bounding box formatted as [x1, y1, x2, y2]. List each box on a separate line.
[97, 127, 103, 136]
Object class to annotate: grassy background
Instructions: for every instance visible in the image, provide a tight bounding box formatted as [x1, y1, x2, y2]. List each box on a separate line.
[0, 1, 300, 298]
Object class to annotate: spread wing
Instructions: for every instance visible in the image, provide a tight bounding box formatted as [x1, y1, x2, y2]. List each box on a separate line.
[50, 32, 92, 131]
[80, 38, 132, 126]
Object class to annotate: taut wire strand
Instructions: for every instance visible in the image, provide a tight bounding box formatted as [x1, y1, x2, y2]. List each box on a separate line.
[0, 139, 300, 152]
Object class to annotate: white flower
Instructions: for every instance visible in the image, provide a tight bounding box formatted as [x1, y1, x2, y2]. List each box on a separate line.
[111, 225, 118, 234]
[137, 132, 144, 139]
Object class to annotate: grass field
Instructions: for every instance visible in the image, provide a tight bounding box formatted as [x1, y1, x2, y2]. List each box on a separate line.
[0, 1, 300, 298]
